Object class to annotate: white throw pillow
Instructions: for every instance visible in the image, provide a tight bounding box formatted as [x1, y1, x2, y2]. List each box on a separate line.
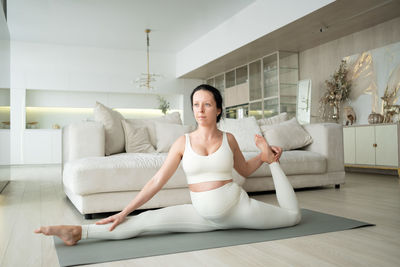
[93, 101, 125, 155]
[257, 112, 288, 126]
[126, 112, 182, 149]
[260, 117, 313, 151]
[155, 122, 195, 153]
[121, 120, 156, 153]
[217, 116, 262, 152]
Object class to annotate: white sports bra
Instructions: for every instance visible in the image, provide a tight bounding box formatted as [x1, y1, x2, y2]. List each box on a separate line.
[182, 132, 234, 185]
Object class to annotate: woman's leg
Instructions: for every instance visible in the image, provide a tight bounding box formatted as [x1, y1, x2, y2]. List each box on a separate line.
[80, 204, 221, 240]
[36, 204, 222, 244]
[268, 162, 300, 213]
[218, 163, 301, 230]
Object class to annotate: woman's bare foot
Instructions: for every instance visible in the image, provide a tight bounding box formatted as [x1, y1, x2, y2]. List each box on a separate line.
[255, 134, 277, 164]
[34, 225, 82, 246]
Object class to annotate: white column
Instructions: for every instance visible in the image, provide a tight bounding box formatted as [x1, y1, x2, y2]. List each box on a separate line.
[10, 88, 25, 165]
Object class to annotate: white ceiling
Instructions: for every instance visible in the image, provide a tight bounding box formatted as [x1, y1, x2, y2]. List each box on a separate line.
[7, 0, 400, 79]
[7, 0, 255, 52]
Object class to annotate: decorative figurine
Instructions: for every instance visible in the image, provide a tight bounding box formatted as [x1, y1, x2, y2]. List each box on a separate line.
[343, 106, 356, 125]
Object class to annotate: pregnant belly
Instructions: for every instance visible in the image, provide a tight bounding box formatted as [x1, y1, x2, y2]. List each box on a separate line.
[190, 181, 241, 220]
[188, 179, 233, 192]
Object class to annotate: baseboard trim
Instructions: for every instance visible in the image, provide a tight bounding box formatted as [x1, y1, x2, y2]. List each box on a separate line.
[345, 165, 398, 176]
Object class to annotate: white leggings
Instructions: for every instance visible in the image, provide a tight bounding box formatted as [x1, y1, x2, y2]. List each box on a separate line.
[81, 162, 301, 240]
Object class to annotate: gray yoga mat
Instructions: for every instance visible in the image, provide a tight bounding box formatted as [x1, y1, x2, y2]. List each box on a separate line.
[53, 209, 374, 267]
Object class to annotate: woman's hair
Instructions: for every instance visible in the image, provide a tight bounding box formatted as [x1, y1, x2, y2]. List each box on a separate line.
[190, 84, 224, 123]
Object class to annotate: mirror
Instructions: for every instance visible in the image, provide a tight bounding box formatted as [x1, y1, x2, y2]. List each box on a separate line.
[0, 1, 10, 193]
[296, 79, 311, 125]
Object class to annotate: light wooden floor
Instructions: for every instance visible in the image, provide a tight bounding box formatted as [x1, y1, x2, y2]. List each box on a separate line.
[1, 165, 399, 267]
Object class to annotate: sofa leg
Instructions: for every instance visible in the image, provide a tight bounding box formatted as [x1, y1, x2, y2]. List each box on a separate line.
[335, 184, 340, 189]
[84, 214, 93, 220]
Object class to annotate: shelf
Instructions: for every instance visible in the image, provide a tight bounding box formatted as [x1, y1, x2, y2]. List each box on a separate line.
[264, 83, 297, 89]
[263, 67, 299, 75]
[225, 103, 249, 109]
[280, 94, 297, 97]
[209, 51, 298, 120]
[24, 129, 61, 132]
[0, 106, 10, 129]
[25, 106, 182, 129]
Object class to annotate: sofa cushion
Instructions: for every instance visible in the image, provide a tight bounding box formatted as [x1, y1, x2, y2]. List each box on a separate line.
[155, 123, 195, 153]
[217, 116, 262, 152]
[126, 112, 182, 149]
[260, 118, 313, 151]
[63, 149, 327, 196]
[121, 120, 156, 153]
[63, 153, 189, 195]
[242, 150, 326, 178]
[257, 112, 287, 126]
[93, 101, 125, 156]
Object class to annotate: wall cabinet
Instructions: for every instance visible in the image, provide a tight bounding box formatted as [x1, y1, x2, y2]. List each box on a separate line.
[224, 65, 249, 108]
[343, 124, 400, 176]
[206, 51, 298, 120]
[224, 83, 249, 107]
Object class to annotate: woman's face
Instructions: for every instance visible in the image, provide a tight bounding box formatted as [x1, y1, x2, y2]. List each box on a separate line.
[192, 89, 221, 126]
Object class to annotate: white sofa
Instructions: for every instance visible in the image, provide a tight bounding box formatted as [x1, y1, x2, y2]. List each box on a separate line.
[62, 121, 345, 219]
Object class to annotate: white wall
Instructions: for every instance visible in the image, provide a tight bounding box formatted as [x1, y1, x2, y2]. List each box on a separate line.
[24, 89, 186, 129]
[0, 130, 10, 165]
[0, 3, 9, 89]
[0, 2, 10, 166]
[9, 41, 202, 164]
[299, 17, 400, 124]
[11, 40, 188, 94]
[10, 88, 25, 164]
[176, 0, 333, 77]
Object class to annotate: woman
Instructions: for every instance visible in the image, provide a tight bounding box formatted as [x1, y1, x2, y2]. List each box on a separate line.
[34, 84, 301, 246]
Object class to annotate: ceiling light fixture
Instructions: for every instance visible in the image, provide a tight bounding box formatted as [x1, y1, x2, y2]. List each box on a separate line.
[135, 29, 162, 90]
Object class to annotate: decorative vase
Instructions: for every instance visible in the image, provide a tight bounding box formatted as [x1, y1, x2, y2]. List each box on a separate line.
[368, 112, 384, 124]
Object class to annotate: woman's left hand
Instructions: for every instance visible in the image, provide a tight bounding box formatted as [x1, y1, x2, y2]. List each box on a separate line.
[270, 146, 282, 163]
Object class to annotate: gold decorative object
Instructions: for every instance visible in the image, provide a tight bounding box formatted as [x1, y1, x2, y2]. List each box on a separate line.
[368, 112, 384, 124]
[319, 60, 352, 123]
[26, 121, 39, 129]
[343, 106, 356, 125]
[2, 121, 10, 129]
[135, 29, 163, 90]
[382, 85, 400, 123]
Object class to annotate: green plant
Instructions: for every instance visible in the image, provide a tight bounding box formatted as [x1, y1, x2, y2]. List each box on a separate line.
[157, 95, 170, 114]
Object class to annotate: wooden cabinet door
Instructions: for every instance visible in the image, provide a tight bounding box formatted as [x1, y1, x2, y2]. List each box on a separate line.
[355, 126, 375, 165]
[375, 124, 398, 166]
[343, 127, 356, 164]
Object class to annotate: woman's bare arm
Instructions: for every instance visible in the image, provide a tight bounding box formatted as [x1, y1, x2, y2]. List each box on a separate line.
[227, 133, 281, 177]
[95, 135, 185, 231]
[119, 135, 185, 216]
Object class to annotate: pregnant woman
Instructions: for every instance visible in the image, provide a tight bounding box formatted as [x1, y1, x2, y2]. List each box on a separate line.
[34, 84, 301, 246]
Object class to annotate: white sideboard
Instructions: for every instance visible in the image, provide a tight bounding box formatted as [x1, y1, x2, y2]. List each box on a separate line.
[343, 123, 400, 177]
[23, 129, 62, 164]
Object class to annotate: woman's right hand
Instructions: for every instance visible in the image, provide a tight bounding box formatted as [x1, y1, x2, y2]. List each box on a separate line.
[95, 211, 127, 231]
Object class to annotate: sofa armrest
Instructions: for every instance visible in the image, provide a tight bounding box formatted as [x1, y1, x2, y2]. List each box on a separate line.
[62, 121, 105, 166]
[302, 123, 344, 172]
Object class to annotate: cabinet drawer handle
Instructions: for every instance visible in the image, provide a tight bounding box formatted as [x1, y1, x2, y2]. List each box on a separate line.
[373, 143, 377, 147]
